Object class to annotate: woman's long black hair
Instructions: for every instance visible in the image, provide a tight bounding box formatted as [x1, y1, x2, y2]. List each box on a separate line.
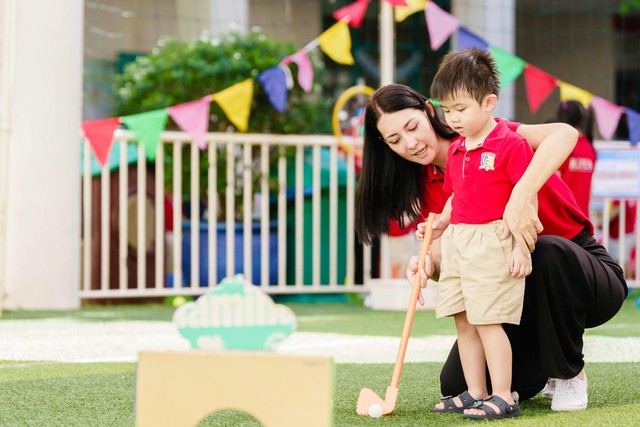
[355, 84, 457, 245]
[555, 100, 594, 144]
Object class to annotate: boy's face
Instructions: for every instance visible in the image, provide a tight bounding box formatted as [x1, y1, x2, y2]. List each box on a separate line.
[438, 91, 496, 138]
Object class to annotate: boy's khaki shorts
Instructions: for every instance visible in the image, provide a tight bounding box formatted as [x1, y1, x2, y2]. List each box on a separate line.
[436, 221, 525, 325]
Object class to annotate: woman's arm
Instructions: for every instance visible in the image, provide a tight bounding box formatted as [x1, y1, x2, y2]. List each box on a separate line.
[504, 123, 579, 251]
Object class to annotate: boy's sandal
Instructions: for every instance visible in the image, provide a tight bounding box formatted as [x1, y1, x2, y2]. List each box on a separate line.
[432, 391, 478, 413]
[462, 394, 520, 419]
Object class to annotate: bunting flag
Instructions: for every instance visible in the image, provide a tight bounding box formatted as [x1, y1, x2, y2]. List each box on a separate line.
[558, 81, 592, 107]
[384, 0, 408, 6]
[257, 66, 288, 113]
[283, 49, 314, 93]
[523, 64, 558, 113]
[591, 96, 624, 141]
[82, 117, 121, 167]
[168, 96, 211, 150]
[333, 0, 371, 28]
[456, 27, 489, 50]
[121, 109, 169, 160]
[211, 79, 254, 132]
[626, 108, 640, 145]
[424, 2, 460, 51]
[318, 21, 355, 65]
[489, 46, 526, 89]
[394, 0, 427, 23]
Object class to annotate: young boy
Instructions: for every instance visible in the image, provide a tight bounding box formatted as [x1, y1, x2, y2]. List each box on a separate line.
[427, 48, 533, 419]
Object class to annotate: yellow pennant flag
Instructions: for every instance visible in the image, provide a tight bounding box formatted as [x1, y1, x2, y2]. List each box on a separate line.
[558, 81, 592, 108]
[318, 21, 355, 65]
[211, 79, 254, 132]
[395, 0, 428, 23]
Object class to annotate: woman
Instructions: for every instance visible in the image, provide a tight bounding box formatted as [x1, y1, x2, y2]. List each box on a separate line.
[355, 83, 627, 410]
[554, 100, 597, 217]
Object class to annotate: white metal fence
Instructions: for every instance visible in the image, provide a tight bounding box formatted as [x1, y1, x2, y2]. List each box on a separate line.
[81, 131, 638, 300]
[81, 130, 373, 299]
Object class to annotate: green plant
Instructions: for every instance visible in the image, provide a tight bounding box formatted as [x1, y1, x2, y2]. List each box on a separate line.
[114, 28, 332, 220]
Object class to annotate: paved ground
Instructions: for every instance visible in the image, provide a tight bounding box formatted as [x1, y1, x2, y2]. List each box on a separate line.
[2, 319, 639, 364]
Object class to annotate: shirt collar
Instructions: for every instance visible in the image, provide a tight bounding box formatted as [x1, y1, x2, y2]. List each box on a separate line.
[450, 120, 510, 154]
[425, 164, 444, 182]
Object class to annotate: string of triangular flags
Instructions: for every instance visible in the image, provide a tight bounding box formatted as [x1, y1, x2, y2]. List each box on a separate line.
[82, 15, 360, 167]
[83, 0, 639, 168]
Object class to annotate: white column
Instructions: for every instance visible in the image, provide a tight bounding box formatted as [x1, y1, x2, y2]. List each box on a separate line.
[378, 0, 395, 279]
[2, 0, 83, 309]
[452, 0, 516, 119]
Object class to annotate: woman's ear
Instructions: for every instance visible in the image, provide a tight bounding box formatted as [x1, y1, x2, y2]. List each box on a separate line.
[484, 94, 498, 111]
[425, 100, 436, 116]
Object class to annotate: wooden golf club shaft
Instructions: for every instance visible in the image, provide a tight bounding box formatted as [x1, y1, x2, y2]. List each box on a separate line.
[390, 212, 436, 388]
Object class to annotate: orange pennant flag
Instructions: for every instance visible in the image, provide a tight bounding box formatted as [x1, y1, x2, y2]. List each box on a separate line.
[211, 79, 254, 132]
[318, 21, 355, 65]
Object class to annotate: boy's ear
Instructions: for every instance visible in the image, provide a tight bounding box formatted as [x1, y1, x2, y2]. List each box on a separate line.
[484, 94, 498, 111]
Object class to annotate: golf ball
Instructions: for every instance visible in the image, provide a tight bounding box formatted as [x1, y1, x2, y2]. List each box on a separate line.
[368, 403, 383, 419]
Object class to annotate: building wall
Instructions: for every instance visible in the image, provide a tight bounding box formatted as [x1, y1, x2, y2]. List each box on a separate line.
[515, 3, 619, 132]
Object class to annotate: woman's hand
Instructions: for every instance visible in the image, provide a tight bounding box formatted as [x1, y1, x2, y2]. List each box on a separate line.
[415, 217, 448, 241]
[502, 188, 542, 252]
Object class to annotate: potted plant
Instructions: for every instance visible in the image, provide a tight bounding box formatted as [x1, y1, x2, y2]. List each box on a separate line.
[113, 27, 332, 285]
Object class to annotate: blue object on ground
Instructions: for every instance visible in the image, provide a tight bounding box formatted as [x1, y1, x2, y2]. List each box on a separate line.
[181, 220, 278, 287]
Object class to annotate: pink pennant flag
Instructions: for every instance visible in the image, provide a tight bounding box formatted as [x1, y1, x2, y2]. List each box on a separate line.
[424, 2, 460, 51]
[590, 96, 624, 141]
[384, 0, 408, 6]
[523, 64, 558, 113]
[168, 96, 211, 150]
[82, 117, 121, 167]
[333, 0, 371, 28]
[283, 50, 314, 93]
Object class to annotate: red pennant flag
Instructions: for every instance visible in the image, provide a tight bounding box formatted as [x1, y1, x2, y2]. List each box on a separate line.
[523, 64, 558, 113]
[333, 0, 371, 28]
[384, 0, 408, 6]
[82, 117, 120, 167]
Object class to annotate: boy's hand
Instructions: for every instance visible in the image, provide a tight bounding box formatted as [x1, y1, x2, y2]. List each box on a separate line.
[509, 245, 532, 278]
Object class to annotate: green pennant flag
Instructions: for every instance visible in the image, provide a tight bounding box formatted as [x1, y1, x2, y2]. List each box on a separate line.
[489, 46, 526, 89]
[121, 109, 169, 160]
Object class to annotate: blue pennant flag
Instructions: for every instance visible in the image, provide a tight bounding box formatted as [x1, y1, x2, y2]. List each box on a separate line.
[626, 107, 640, 146]
[257, 66, 288, 114]
[457, 27, 489, 50]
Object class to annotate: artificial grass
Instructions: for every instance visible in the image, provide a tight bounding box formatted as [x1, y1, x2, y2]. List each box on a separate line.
[1, 361, 639, 426]
[3, 289, 639, 337]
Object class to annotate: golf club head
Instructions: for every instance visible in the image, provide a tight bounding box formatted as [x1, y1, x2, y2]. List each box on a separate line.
[356, 386, 398, 416]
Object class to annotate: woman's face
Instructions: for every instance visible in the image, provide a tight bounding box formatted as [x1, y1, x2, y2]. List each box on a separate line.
[376, 107, 443, 166]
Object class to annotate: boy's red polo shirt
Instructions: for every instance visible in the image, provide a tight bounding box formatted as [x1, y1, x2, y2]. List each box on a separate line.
[443, 120, 534, 224]
[419, 120, 593, 240]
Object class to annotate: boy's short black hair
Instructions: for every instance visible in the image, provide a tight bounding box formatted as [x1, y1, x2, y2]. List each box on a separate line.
[430, 48, 501, 104]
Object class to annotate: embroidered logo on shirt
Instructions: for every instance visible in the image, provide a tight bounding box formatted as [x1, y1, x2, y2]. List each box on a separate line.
[479, 152, 496, 171]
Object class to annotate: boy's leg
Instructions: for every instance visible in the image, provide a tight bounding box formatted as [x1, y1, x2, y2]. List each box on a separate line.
[464, 324, 513, 416]
[434, 312, 487, 410]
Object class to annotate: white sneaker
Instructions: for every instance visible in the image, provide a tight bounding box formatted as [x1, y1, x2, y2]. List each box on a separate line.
[541, 378, 556, 399]
[551, 372, 588, 411]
